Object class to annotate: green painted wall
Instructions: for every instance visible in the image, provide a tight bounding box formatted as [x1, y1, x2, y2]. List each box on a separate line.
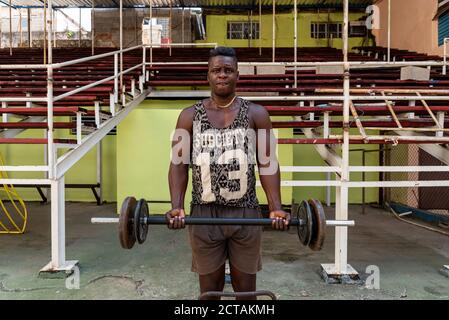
[0, 116, 117, 202]
[199, 12, 370, 49]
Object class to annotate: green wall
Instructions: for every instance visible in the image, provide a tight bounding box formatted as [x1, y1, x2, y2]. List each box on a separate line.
[0, 116, 116, 202]
[199, 12, 370, 49]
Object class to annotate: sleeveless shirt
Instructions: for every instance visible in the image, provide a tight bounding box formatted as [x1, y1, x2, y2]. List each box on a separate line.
[190, 98, 259, 209]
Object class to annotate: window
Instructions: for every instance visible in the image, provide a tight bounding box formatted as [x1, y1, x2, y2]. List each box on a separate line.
[227, 21, 260, 40]
[439, 11, 449, 46]
[311, 22, 342, 39]
[349, 21, 367, 37]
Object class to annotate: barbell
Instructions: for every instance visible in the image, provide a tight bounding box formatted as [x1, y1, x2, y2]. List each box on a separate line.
[91, 196, 354, 251]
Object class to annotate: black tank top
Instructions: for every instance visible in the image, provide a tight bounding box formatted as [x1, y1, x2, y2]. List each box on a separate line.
[190, 98, 259, 209]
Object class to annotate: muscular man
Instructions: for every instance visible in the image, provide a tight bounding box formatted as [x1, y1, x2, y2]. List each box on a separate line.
[167, 47, 290, 300]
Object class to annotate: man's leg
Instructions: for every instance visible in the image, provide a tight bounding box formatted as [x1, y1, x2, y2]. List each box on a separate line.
[199, 263, 226, 300]
[229, 263, 257, 300]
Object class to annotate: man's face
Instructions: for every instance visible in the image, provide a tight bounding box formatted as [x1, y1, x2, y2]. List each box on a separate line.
[207, 55, 239, 97]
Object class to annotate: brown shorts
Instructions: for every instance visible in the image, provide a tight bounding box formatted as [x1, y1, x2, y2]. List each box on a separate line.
[188, 204, 263, 275]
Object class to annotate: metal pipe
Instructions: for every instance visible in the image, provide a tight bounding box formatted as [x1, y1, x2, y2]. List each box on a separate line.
[181, 7, 185, 44]
[150, 0, 153, 67]
[79, 7, 81, 48]
[19, 9, 22, 47]
[27, 8, 31, 48]
[120, 0, 123, 95]
[47, 0, 54, 179]
[9, 0, 12, 55]
[259, 0, 262, 56]
[142, 60, 445, 67]
[92, 0, 95, 55]
[335, 0, 350, 275]
[294, 0, 297, 88]
[91, 216, 355, 227]
[144, 42, 217, 48]
[387, 0, 391, 62]
[53, 8, 56, 48]
[442, 38, 449, 75]
[169, 3, 172, 56]
[114, 53, 119, 103]
[272, 0, 275, 62]
[44, 0, 46, 64]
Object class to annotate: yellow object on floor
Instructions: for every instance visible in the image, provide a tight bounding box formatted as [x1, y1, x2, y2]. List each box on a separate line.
[0, 153, 28, 234]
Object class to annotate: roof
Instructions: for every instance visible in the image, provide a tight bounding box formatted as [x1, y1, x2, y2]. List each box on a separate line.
[1, 0, 373, 9]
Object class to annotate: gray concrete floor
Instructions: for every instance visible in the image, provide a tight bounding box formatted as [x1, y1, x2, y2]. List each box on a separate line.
[0, 202, 448, 300]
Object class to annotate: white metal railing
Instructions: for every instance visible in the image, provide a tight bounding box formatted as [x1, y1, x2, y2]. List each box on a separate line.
[144, 42, 218, 66]
[0, 44, 148, 178]
[443, 38, 449, 75]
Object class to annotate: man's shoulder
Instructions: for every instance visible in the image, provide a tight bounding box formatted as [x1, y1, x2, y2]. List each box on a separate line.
[244, 99, 268, 117]
[179, 104, 197, 119]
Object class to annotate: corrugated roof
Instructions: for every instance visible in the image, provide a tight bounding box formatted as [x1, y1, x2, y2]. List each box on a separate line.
[3, 0, 372, 9]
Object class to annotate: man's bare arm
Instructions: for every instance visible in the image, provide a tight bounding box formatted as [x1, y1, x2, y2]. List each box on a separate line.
[251, 104, 282, 211]
[168, 107, 193, 209]
[167, 107, 194, 229]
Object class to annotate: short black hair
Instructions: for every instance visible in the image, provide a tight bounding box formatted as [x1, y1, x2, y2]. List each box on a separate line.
[209, 46, 238, 63]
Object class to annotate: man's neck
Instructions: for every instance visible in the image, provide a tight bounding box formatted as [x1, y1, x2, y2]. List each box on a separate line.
[210, 93, 237, 108]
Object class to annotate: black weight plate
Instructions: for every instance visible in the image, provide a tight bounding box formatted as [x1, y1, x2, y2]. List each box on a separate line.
[119, 196, 137, 249]
[297, 200, 313, 246]
[134, 199, 149, 244]
[308, 199, 326, 251]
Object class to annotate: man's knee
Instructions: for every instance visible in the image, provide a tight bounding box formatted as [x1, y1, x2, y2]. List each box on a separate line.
[229, 264, 257, 292]
[199, 264, 226, 297]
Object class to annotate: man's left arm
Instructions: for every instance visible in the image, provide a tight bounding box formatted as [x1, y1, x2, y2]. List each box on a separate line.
[251, 104, 290, 230]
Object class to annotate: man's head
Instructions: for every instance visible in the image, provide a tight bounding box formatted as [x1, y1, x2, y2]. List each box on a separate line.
[207, 46, 239, 97]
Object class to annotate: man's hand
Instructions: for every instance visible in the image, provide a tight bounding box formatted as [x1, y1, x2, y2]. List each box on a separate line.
[165, 208, 186, 229]
[269, 210, 290, 231]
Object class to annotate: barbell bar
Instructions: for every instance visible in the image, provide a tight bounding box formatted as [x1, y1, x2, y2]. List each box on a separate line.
[91, 217, 354, 227]
[91, 196, 355, 251]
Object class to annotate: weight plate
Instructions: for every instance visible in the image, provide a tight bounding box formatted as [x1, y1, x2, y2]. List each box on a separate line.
[134, 199, 149, 244]
[119, 196, 137, 249]
[308, 199, 326, 251]
[296, 200, 313, 246]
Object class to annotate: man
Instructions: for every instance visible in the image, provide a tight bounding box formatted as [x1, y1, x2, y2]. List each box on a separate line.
[166, 47, 290, 300]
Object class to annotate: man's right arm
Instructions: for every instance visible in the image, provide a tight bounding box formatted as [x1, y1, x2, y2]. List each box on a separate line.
[167, 107, 194, 228]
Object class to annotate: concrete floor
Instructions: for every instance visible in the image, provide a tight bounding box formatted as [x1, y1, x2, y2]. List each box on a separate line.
[0, 202, 448, 300]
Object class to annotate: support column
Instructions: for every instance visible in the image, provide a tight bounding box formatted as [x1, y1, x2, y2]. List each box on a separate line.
[44, 0, 47, 64]
[120, 0, 123, 95]
[19, 9, 23, 47]
[259, 0, 262, 56]
[40, 0, 78, 276]
[53, 9, 56, 48]
[150, 0, 153, 67]
[92, 0, 95, 55]
[27, 8, 31, 48]
[181, 7, 185, 44]
[387, 0, 391, 62]
[39, 176, 78, 275]
[97, 142, 103, 205]
[79, 7, 82, 48]
[272, 0, 275, 62]
[9, 0, 12, 56]
[320, 0, 359, 284]
[293, 0, 297, 88]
